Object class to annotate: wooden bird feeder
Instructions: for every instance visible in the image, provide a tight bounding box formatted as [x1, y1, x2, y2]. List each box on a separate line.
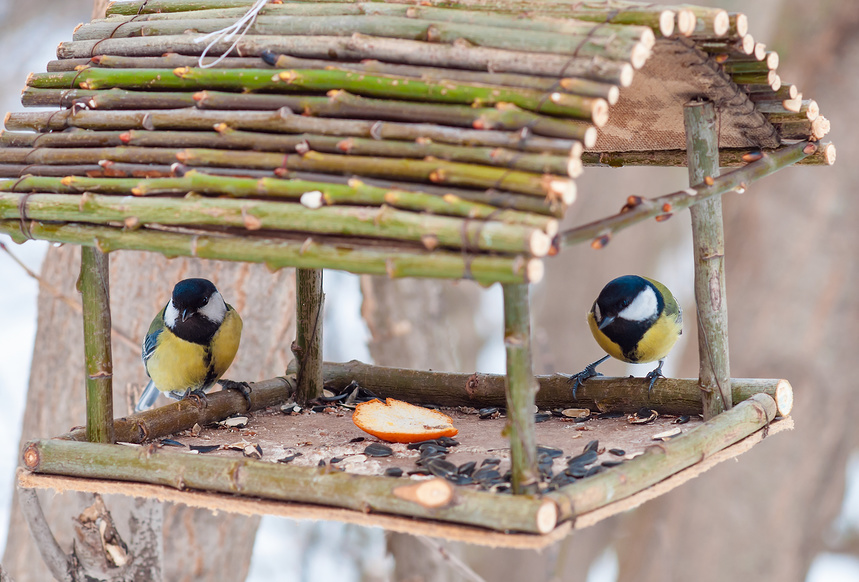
[3, 0, 833, 550]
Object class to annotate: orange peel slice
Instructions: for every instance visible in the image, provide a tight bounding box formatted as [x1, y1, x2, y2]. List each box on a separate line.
[352, 398, 458, 444]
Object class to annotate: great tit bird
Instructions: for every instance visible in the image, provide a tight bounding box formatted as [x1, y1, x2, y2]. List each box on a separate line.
[135, 278, 246, 412]
[569, 275, 682, 397]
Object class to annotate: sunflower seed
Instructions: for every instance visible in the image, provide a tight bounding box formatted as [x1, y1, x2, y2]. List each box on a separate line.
[568, 450, 598, 466]
[407, 439, 439, 450]
[561, 408, 591, 419]
[437, 437, 460, 447]
[188, 444, 219, 454]
[221, 416, 249, 428]
[426, 458, 457, 478]
[364, 443, 393, 457]
[446, 474, 473, 486]
[601, 459, 624, 467]
[608, 448, 626, 456]
[674, 415, 691, 424]
[384, 467, 404, 478]
[534, 413, 552, 423]
[457, 461, 477, 476]
[583, 440, 599, 454]
[537, 445, 564, 459]
[629, 408, 658, 424]
[160, 439, 184, 447]
[480, 458, 501, 468]
[652, 427, 682, 441]
[479, 407, 499, 419]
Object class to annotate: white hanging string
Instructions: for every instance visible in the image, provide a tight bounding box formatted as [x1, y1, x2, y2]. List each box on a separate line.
[194, 0, 269, 68]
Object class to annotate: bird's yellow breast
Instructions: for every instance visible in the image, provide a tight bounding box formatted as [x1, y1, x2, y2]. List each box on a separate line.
[632, 311, 682, 363]
[587, 310, 681, 364]
[145, 307, 242, 393]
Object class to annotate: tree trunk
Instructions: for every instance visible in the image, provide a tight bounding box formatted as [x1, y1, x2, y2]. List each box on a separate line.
[4, 245, 295, 581]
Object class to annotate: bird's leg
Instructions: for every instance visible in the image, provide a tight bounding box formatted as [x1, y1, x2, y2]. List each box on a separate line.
[219, 379, 253, 411]
[566, 355, 610, 399]
[644, 360, 666, 393]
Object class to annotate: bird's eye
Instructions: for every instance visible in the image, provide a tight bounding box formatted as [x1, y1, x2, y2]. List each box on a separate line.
[202, 297, 209, 305]
[621, 299, 630, 307]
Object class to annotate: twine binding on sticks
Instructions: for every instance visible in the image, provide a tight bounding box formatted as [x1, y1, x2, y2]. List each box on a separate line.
[195, 0, 270, 68]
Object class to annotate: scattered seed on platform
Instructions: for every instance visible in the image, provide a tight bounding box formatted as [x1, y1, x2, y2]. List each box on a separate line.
[562, 408, 590, 419]
[479, 407, 499, 419]
[597, 411, 625, 419]
[537, 445, 564, 459]
[568, 450, 598, 466]
[243, 443, 263, 459]
[602, 459, 624, 467]
[364, 443, 393, 457]
[473, 467, 501, 485]
[220, 415, 249, 428]
[583, 440, 599, 454]
[318, 459, 327, 467]
[457, 461, 477, 476]
[407, 439, 439, 450]
[566, 465, 588, 478]
[384, 467, 404, 478]
[535, 413, 552, 423]
[330, 456, 344, 464]
[160, 439, 184, 447]
[437, 437, 460, 447]
[675, 415, 691, 424]
[426, 458, 458, 478]
[349, 437, 366, 443]
[629, 408, 658, 424]
[418, 443, 449, 456]
[446, 474, 474, 486]
[189, 444, 219, 454]
[277, 453, 301, 463]
[609, 448, 626, 456]
[652, 427, 682, 441]
[480, 458, 501, 468]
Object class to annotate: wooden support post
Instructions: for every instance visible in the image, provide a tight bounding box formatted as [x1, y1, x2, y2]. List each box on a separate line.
[292, 268, 324, 404]
[684, 100, 732, 420]
[79, 246, 114, 444]
[501, 283, 539, 494]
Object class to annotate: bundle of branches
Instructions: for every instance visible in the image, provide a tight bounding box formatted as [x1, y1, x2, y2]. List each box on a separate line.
[0, 0, 833, 283]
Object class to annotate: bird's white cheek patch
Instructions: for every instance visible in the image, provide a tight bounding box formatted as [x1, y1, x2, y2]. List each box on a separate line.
[593, 302, 602, 324]
[619, 286, 658, 322]
[164, 301, 179, 328]
[199, 291, 227, 324]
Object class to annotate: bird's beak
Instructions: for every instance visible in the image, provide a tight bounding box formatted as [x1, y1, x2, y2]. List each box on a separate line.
[598, 314, 615, 330]
[181, 309, 191, 322]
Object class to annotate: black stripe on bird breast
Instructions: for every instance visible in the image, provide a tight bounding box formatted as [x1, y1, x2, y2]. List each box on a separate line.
[169, 315, 220, 345]
[602, 317, 653, 362]
[201, 345, 218, 388]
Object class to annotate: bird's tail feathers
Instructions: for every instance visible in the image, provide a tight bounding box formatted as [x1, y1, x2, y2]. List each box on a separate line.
[135, 380, 161, 412]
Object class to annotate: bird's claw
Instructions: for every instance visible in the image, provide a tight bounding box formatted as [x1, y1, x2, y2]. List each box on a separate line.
[566, 355, 610, 400]
[220, 379, 253, 411]
[644, 360, 665, 393]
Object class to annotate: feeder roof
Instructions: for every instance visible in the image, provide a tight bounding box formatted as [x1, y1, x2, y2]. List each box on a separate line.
[0, 0, 835, 284]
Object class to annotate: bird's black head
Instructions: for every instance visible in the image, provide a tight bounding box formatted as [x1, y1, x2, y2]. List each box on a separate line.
[165, 278, 226, 344]
[592, 275, 664, 355]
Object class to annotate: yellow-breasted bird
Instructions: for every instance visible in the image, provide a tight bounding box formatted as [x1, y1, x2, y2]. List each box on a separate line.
[569, 275, 682, 397]
[135, 278, 247, 412]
